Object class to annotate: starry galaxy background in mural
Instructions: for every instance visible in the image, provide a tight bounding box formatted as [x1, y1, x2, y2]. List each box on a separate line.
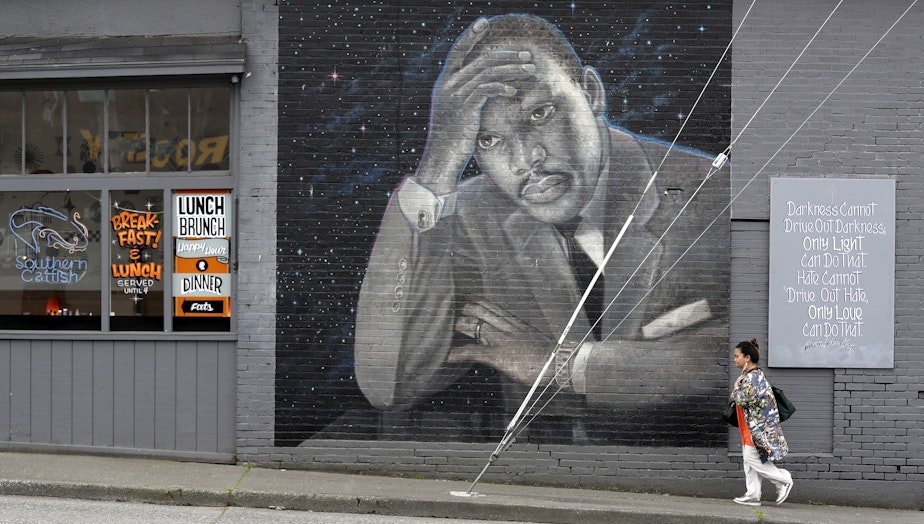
[276, 0, 731, 445]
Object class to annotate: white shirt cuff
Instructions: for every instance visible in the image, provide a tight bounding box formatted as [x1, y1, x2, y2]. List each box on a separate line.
[641, 299, 712, 339]
[571, 342, 592, 395]
[397, 178, 458, 232]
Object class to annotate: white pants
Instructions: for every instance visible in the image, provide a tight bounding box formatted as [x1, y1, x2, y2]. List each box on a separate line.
[742, 445, 792, 499]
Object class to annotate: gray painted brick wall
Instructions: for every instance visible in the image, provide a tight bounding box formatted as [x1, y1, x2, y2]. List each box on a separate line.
[237, 0, 279, 453]
[727, 0, 924, 504]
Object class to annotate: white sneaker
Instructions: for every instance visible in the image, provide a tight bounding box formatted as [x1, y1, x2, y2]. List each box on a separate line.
[776, 481, 793, 505]
[734, 495, 761, 506]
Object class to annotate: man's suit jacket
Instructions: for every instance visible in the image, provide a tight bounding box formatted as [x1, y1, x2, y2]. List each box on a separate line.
[354, 127, 729, 414]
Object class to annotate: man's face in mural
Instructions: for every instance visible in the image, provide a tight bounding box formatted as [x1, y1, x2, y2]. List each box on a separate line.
[473, 48, 607, 225]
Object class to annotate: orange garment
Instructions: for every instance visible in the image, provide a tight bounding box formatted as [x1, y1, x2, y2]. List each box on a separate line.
[736, 404, 753, 446]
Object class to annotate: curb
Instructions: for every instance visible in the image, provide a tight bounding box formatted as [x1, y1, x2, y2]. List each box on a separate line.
[0, 480, 229, 508]
[0, 479, 762, 524]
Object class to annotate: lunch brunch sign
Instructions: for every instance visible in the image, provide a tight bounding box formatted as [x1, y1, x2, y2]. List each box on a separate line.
[769, 178, 894, 368]
[172, 191, 232, 317]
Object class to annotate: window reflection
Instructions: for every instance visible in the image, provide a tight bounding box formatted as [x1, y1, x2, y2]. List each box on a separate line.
[149, 88, 189, 172]
[191, 88, 230, 171]
[24, 91, 64, 174]
[4, 86, 231, 176]
[108, 89, 147, 173]
[0, 190, 102, 329]
[1, 82, 232, 332]
[67, 90, 106, 174]
[110, 189, 165, 331]
[0, 91, 23, 175]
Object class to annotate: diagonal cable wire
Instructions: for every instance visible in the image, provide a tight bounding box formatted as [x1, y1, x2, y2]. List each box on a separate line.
[543, 0, 849, 391]
[501, 0, 768, 446]
[460, 2, 762, 493]
[466, 0, 916, 495]
[722, 0, 843, 156]
[548, 0, 919, 418]
[598, 0, 917, 347]
[505, 0, 917, 445]
[574, 0, 845, 353]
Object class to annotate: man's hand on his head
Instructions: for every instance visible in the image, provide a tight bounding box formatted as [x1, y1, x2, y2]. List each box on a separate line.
[416, 17, 536, 195]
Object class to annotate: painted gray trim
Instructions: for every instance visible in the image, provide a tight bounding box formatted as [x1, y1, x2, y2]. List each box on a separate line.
[0, 338, 236, 455]
[0, 441, 235, 463]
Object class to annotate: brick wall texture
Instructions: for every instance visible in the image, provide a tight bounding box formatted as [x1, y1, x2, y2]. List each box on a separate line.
[246, 0, 923, 508]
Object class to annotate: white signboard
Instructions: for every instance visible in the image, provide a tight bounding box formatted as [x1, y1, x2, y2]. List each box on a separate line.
[769, 178, 894, 368]
[172, 191, 232, 317]
[173, 192, 232, 238]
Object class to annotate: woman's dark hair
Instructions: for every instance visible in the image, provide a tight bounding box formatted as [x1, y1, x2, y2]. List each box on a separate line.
[735, 338, 760, 364]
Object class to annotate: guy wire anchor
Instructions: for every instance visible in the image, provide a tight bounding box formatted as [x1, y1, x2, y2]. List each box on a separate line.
[449, 448, 501, 497]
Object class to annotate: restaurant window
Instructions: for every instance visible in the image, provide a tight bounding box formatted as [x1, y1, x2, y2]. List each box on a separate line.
[23, 91, 64, 174]
[191, 88, 231, 171]
[0, 82, 233, 332]
[108, 89, 147, 173]
[110, 189, 165, 331]
[67, 90, 106, 174]
[0, 190, 103, 329]
[0, 86, 231, 176]
[0, 91, 23, 175]
[172, 190, 232, 332]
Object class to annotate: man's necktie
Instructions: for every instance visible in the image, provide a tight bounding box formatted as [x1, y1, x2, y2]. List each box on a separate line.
[555, 218, 604, 340]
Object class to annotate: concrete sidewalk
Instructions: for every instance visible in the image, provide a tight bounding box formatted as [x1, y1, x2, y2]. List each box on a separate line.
[0, 451, 920, 523]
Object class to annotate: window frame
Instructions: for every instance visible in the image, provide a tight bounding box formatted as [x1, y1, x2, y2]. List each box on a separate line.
[0, 77, 238, 338]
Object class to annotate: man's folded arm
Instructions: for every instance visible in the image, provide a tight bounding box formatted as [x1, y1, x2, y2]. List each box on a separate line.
[558, 300, 719, 407]
[354, 178, 464, 409]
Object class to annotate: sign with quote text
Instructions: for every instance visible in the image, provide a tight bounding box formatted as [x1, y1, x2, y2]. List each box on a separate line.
[769, 178, 894, 368]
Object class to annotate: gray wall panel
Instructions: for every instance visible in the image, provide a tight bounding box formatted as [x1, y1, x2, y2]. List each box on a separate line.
[0, 0, 241, 38]
[176, 348, 199, 451]
[1, 338, 235, 457]
[196, 343, 219, 451]
[30, 342, 51, 442]
[113, 346, 135, 448]
[92, 342, 115, 447]
[10, 347, 30, 441]
[73, 341, 94, 446]
[51, 344, 74, 445]
[154, 343, 177, 451]
[133, 342, 157, 450]
[217, 343, 236, 453]
[770, 370, 833, 453]
[0, 342, 9, 440]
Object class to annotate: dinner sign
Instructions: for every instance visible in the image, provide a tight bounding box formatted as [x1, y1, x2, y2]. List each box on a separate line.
[173, 191, 232, 317]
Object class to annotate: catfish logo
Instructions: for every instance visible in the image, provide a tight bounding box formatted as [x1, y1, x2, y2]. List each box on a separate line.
[9, 206, 90, 254]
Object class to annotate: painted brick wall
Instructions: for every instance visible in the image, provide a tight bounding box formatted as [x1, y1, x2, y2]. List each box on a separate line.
[728, 0, 923, 506]
[237, 0, 280, 455]
[249, 0, 924, 509]
[273, 0, 733, 448]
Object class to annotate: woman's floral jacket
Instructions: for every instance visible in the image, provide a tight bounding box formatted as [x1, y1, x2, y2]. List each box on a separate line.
[732, 368, 789, 461]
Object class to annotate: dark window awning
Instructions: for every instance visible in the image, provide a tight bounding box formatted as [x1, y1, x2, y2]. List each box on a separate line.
[0, 36, 246, 80]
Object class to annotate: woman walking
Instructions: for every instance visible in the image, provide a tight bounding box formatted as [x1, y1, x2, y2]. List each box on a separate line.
[731, 339, 793, 506]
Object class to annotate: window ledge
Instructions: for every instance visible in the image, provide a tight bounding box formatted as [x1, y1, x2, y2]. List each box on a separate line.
[0, 36, 245, 81]
[0, 330, 238, 342]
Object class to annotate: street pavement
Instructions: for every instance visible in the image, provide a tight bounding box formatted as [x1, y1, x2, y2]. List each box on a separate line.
[0, 451, 921, 523]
